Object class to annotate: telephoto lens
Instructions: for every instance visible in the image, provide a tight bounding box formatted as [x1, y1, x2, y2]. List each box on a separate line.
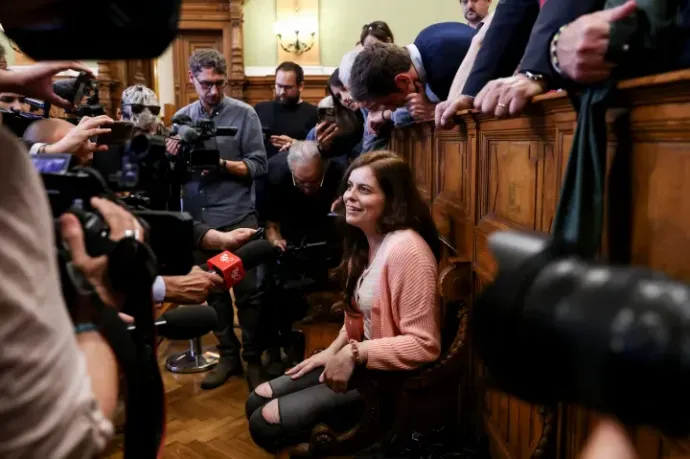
[473, 230, 690, 437]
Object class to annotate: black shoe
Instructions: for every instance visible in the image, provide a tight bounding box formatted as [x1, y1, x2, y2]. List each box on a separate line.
[264, 348, 286, 379]
[246, 362, 263, 392]
[200, 357, 243, 390]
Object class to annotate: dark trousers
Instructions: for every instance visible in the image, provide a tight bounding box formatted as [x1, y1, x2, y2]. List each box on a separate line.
[246, 368, 363, 453]
[197, 214, 262, 363]
[261, 257, 331, 353]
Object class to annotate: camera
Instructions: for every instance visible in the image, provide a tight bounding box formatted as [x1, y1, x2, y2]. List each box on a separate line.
[473, 230, 690, 437]
[33, 153, 195, 277]
[170, 116, 238, 172]
[52, 72, 105, 121]
[0, 109, 44, 137]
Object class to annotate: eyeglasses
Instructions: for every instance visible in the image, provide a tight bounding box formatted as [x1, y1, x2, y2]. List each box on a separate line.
[275, 83, 297, 92]
[124, 103, 161, 116]
[292, 161, 329, 191]
[0, 95, 26, 104]
[195, 77, 228, 92]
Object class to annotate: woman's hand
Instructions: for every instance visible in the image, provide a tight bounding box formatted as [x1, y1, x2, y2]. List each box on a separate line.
[60, 197, 146, 309]
[320, 345, 356, 393]
[285, 347, 335, 380]
[315, 121, 339, 151]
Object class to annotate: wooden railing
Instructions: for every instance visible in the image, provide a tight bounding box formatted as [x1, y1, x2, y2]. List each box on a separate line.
[391, 69, 690, 459]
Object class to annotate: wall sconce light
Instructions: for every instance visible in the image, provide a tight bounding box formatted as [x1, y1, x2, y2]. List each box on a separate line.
[273, 9, 317, 56]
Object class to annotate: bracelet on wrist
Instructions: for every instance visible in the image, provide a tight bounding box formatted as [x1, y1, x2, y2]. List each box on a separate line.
[75, 322, 99, 334]
[349, 339, 364, 366]
[550, 24, 568, 76]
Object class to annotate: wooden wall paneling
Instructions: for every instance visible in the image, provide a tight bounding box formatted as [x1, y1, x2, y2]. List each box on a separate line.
[409, 123, 435, 203]
[434, 121, 473, 259]
[392, 69, 690, 459]
[172, 0, 245, 110]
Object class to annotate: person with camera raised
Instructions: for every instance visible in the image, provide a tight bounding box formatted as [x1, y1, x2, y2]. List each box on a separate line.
[0, 84, 145, 455]
[168, 49, 268, 391]
[261, 140, 345, 376]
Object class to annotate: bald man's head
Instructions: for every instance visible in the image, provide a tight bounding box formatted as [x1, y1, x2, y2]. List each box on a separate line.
[23, 118, 74, 146]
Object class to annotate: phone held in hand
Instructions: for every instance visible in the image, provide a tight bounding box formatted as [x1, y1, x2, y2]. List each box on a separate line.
[252, 227, 265, 240]
[318, 107, 336, 124]
[96, 121, 134, 146]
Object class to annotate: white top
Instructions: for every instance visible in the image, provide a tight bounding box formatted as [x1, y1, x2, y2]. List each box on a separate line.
[355, 232, 394, 339]
[0, 126, 113, 458]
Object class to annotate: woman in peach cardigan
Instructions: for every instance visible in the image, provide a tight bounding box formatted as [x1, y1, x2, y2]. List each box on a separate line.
[246, 151, 442, 452]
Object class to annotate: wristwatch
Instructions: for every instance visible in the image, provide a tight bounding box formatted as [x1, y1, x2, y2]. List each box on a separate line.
[520, 71, 548, 90]
[220, 159, 227, 169]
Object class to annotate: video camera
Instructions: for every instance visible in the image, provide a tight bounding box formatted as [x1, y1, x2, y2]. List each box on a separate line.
[52, 71, 105, 121]
[170, 115, 237, 172]
[33, 153, 195, 277]
[0, 109, 44, 137]
[473, 230, 690, 437]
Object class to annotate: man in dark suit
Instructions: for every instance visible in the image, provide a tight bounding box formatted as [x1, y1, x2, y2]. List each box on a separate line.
[473, 0, 639, 117]
[348, 23, 476, 122]
[436, 0, 541, 127]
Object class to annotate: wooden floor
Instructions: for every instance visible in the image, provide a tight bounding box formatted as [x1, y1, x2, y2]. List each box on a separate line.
[104, 334, 273, 459]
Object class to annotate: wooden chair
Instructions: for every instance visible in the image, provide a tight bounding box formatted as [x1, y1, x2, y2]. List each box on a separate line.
[284, 258, 473, 458]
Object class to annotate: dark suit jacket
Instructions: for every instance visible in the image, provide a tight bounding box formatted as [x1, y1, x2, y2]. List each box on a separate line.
[462, 0, 541, 97]
[414, 22, 476, 101]
[518, 0, 604, 88]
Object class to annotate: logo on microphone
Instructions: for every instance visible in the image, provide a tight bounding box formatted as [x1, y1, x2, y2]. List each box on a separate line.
[231, 268, 242, 282]
[220, 253, 231, 264]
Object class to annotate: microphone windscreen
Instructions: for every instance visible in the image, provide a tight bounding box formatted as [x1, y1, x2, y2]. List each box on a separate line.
[234, 240, 276, 271]
[176, 125, 200, 143]
[158, 305, 217, 340]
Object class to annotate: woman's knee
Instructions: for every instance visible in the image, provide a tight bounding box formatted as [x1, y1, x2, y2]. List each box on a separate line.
[248, 400, 282, 453]
[245, 382, 274, 419]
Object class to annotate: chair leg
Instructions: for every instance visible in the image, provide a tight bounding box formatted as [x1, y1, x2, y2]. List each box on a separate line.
[165, 337, 220, 373]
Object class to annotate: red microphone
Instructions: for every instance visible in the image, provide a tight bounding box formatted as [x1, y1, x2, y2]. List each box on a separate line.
[207, 251, 245, 288]
[204, 240, 276, 289]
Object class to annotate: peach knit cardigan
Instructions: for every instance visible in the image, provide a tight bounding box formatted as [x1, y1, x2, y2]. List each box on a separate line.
[344, 229, 441, 370]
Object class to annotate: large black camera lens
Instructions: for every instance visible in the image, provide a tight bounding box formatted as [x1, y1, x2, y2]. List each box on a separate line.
[474, 231, 690, 436]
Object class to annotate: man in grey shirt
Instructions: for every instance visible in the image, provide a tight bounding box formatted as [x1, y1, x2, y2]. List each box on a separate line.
[173, 49, 268, 391]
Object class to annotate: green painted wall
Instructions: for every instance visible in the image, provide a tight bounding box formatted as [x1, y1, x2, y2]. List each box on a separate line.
[244, 0, 478, 68]
[244, 0, 278, 68]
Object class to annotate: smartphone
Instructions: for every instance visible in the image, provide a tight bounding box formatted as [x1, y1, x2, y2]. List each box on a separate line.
[251, 227, 265, 240]
[318, 107, 336, 124]
[96, 121, 134, 146]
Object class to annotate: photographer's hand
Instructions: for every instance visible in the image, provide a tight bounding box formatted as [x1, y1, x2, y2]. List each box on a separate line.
[200, 228, 257, 251]
[166, 135, 181, 156]
[2, 62, 95, 109]
[45, 115, 113, 159]
[163, 272, 225, 304]
[60, 197, 145, 309]
[315, 122, 339, 151]
[270, 135, 295, 149]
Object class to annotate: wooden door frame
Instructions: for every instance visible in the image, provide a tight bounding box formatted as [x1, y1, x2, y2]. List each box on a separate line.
[174, 0, 245, 108]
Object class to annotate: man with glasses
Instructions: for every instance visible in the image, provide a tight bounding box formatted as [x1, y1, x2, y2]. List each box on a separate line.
[261, 140, 344, 376]
[171, 49, 268, 391]
[254, 62, 318, 159]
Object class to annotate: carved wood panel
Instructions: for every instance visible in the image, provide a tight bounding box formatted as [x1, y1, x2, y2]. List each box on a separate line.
[168, 0, 245, 112]
[434, 125, 473, 259]
[395, 69, 690, 459]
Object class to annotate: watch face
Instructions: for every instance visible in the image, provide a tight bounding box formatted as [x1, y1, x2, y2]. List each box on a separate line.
[523, 71, 544, 81]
